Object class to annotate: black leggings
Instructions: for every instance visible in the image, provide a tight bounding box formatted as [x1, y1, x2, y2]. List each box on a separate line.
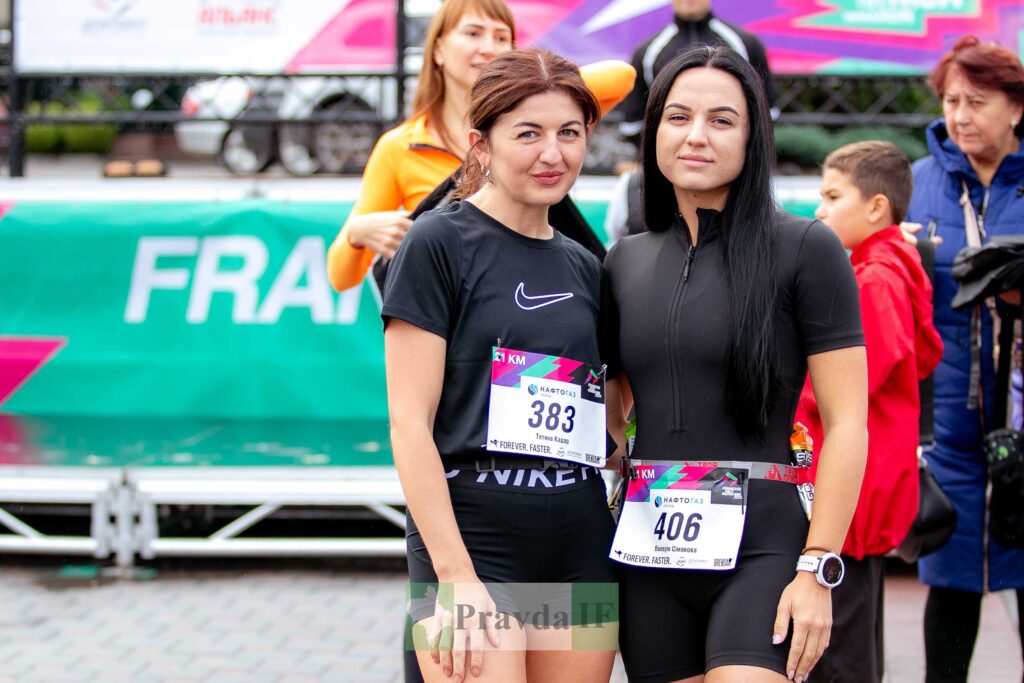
[924, 586, 1024, 683]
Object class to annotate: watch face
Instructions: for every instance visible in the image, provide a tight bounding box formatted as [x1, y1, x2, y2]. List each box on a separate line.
[821, 556, 844, 585]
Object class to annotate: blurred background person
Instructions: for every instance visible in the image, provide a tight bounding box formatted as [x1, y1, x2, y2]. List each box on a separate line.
[903, 34, 1024, 683]
[605, 0, 775, 243]
[616, 0, 776, 146]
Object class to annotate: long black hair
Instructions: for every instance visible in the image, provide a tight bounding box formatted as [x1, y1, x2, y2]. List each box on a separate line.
[640, 46, 780, 438]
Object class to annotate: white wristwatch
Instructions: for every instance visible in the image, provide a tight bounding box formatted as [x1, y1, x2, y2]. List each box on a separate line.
[795, 552, 845, 588]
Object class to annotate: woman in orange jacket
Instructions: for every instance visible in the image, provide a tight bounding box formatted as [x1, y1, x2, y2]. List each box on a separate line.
[326, 0, 635, 292]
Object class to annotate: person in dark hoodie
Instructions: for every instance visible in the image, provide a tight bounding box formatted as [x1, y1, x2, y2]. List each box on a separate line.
[796, 141, 943, 683]
[617, 0, 776, 143]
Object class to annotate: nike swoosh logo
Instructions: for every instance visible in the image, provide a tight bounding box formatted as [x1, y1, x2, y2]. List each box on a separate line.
[514, 282, 574, 311]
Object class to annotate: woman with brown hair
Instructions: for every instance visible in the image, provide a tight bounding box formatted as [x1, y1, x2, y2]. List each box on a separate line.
[904, 35, 1024, 682]
[382, 47, 626, 682]
[325, 0, 634, 292]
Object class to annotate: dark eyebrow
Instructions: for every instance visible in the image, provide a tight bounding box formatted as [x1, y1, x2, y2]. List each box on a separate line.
[513, 120, 584, 129]
[665, 103, 740, 116]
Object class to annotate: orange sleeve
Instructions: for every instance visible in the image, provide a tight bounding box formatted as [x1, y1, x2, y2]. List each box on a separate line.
[327, 131, 406, 291]
[580, 60, 637, 117]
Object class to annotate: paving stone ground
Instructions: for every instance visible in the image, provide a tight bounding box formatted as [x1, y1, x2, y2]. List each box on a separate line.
[0, 556, 1018, 682]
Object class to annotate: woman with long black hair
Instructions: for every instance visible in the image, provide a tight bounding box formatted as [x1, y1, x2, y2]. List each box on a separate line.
[605, 46, 868, 683]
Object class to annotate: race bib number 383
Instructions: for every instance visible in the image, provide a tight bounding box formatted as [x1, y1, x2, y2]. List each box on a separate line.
[486, 346, 606, 467]
[610, 461, 749, 570]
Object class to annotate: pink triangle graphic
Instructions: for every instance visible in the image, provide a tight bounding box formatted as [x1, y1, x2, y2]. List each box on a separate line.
[283, 0, 585, 73]
[285, 0, 395, 72]
[0, 201, 15, 221]
[0, 337, 67, 407]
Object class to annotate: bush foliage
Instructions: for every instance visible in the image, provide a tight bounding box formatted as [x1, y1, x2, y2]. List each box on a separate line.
[25, 92, 121, 155]
[775, 124, 929, 171]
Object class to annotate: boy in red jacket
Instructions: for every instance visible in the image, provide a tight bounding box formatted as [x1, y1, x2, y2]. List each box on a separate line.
[796, 141, 943, 683]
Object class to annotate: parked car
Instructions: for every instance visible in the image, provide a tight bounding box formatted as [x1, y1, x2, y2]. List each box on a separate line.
[175, 74, 391, 175]
[175, 1, 431, 176]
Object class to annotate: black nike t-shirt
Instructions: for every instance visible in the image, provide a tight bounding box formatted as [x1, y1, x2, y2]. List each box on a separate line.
[381, 201, 614, 464]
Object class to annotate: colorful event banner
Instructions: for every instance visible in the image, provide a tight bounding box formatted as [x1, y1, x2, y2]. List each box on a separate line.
[16, 0, 1021, 75]
[0, 200, 612, 422]
[537, 0, 1023, 75]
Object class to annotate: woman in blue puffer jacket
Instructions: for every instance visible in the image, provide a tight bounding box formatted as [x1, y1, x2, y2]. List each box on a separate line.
[905, 35, 1024, 683]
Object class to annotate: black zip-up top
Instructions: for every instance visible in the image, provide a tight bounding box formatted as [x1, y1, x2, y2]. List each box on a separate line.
[618, 11, 776, 139]
[604, 209, 862, 547]
[604, 209, 863, 465]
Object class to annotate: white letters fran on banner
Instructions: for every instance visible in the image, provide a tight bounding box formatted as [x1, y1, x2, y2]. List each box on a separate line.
[124, 236, 361, 325]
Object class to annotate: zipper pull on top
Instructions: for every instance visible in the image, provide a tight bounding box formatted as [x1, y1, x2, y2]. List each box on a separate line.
[682, 245, 696, 284]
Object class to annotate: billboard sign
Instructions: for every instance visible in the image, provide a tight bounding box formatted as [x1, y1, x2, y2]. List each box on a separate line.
[537, 0, 1023, 75]
[14, 0, 397, 73]
[13, 0, 1024, 76]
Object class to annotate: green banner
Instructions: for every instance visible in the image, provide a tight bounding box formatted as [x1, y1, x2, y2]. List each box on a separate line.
[0, 196, 816, 427]
[0, 200, 612, 422]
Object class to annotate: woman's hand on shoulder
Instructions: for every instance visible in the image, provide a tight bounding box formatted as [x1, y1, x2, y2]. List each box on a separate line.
[347, 210, 413, 259]
[773, 571, 833, 683]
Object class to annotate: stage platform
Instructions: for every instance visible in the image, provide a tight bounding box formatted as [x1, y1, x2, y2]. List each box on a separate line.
[0, 415, 406, 567]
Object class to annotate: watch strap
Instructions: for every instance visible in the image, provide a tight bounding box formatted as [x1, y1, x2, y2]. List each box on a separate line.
[795, 554, 820, 573]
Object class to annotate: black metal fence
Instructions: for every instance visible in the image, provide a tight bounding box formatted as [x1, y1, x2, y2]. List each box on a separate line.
[774, 75, 938, 127]
[0, 7, 941, 178]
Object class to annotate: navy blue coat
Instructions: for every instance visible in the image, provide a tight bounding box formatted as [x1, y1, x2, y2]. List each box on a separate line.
[906, 120, 1024, 592]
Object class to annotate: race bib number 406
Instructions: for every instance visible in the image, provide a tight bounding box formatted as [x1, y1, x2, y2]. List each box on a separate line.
[610, 461, 749, 570]
[486, 346, 606, 467]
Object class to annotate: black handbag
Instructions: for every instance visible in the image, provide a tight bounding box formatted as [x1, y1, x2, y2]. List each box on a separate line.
[896, 452, 958, 563]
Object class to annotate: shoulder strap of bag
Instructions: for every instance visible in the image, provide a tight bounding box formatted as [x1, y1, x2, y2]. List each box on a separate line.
[916, 238, 936, 446]
[960, 180, 992, 415]
[549, 194, 607, 261]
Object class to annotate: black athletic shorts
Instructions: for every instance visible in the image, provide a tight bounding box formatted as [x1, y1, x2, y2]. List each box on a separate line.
[617, 479, 808, 681]
[406, 463, 616, 625]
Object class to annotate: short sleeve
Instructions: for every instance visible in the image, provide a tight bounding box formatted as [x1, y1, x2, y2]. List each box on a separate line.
[792, 221, 865, 355]
[380, 213, 461, 339]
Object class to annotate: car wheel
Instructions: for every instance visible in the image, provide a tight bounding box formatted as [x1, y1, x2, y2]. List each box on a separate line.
[220, 125, 275, 175]
[278, 122, 321, 176]
[313, 100, 379, 174]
